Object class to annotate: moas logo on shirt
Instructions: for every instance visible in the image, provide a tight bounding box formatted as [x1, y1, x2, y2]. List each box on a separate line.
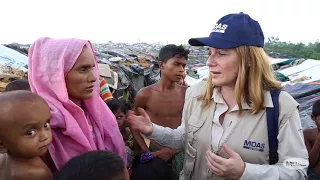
[243, 140, 265, 152]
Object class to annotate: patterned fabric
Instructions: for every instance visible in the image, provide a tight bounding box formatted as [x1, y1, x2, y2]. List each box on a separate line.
[125, 134, 135, 168]
[126, 146, 135, 168]
[99, 77, 113, 101]
[140, 152, 154, 163]
[171, 151, 185, 180]
[125, 134, 134, 148]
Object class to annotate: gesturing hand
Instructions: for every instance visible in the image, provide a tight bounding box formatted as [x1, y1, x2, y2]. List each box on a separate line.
[126, 108, 153, 136]
[205, 144, 245, 179]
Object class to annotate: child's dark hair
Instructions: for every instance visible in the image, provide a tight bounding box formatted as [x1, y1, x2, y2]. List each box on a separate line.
[158, 44, 189, 62]
[4, 80, 30, 92]
[106, 99, 130, 114]
[55, 150, 126, 180]
[312, 99, 320, 118]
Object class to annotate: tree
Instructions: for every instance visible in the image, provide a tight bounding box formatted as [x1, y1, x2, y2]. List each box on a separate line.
[265, 37, 320, 60]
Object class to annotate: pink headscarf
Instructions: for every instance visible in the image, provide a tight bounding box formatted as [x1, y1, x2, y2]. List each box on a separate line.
[28, 37, 126, 169]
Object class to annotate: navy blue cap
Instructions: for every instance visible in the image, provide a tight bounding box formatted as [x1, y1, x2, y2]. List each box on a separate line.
[189, 12, 264, 49]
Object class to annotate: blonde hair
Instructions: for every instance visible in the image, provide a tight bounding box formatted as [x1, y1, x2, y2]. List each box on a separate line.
[199, 46, 282, 114]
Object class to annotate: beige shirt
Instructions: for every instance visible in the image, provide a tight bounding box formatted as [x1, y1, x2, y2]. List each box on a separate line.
[148, 80, 308, 180]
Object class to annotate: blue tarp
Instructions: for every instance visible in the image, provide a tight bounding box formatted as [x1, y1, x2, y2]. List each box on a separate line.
[0, 45, 28, 71]
[284, 82, 320, 129]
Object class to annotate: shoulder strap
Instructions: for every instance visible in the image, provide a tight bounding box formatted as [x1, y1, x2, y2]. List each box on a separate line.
[266, 90, 281, 165]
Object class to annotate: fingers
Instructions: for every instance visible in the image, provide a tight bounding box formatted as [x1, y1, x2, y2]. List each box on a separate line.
[206, 151, 225, 165]
[137, 107, 148, 117]
[223, 144, 240, 159]
[206, 151, 224, 170]
[127, 110, 136, 117]
[127, 111, 138, 122]
[206, 155, 224, 176]
[126, 108, 151, 133]
[126, 113, 140, 131]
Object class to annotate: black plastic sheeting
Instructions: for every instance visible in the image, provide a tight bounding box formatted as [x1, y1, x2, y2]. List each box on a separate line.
[119, 62, 160, 95]
[284, 81, 320, 129]
[100, 59, 160, 91]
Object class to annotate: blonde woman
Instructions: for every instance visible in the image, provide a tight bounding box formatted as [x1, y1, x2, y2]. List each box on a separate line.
[127, 12, 308, 180]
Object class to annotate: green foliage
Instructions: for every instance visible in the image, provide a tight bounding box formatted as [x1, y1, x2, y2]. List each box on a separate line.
[264, 37, 320, 60]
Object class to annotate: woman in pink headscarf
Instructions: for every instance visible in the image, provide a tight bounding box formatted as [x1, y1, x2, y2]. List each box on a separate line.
[28, 37, 126, 172]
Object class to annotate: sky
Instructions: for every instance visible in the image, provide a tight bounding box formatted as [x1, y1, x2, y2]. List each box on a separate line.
[1, 0, 319, 45]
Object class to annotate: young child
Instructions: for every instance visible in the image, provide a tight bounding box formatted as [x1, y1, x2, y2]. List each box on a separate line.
[55, 150, 129, 180]
[0, 90, 53, 180]
[107, 99, 173, 180]
[304, 98, 320, 179]
[4, 80, 30, 92]
[106, 99, 151, 169]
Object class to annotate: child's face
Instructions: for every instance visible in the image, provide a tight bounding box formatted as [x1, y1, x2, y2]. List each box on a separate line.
[0, 100, 52, 158]
[312, 115, 320, 128]
[114, 109, 126, 131]
[160, 56, 187, 83]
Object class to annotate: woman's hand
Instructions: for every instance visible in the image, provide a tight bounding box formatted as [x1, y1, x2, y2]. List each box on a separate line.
[205, 144, 245, 179]
[126, 108, 153, 136]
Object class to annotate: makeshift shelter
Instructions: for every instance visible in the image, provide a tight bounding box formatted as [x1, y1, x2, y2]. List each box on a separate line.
[0, 45, 28, 92]
[273, 58, 320, 129]
[278, 59, 320, 85]
[284, 81, 320, 129]
[96, 51, 160, 104]
[0, 44, 28, 72]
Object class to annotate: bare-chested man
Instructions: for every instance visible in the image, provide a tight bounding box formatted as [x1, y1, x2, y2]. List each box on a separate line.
[134, 44, 189, 179]
[0, 91, 53, 180]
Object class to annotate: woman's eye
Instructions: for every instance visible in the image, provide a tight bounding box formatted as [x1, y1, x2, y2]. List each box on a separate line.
[26, 130, 36, 136]
[44, 123, 50, 129]
[218, 52, 226, 56]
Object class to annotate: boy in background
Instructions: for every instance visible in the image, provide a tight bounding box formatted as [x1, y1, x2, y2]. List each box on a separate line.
[134, 44, 189, 179]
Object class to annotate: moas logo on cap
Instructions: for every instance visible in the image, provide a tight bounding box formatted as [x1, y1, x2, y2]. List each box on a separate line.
[283, 158, 309, 170]
[211, 23, 228, 33]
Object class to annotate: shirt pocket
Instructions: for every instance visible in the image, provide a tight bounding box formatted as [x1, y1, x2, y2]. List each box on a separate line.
[183, 141, 197, 179]
[187, 113, 208, 144]
[188, 113, 207, 129]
